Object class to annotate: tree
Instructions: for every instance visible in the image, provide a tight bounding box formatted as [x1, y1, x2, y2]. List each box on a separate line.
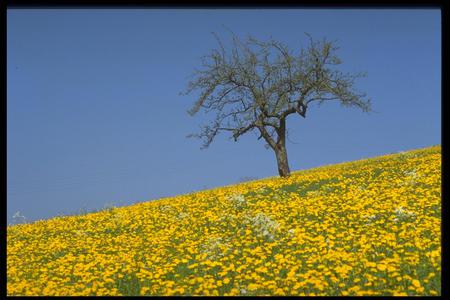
[183, 32, 371, 177]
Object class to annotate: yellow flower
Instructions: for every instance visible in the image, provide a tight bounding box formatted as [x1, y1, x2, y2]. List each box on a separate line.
[6, 145, 441, 296]
[140, 287, 151, 295]
[412, 279, 421, 288]
[387, 266, 396, 272]
[377, 264, 387, 271]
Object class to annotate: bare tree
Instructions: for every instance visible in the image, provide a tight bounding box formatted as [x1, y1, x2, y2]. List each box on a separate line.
[183, 32, 371, 177]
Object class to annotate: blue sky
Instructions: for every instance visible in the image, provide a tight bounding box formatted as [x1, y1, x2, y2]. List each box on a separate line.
[7, 9, 441, 224]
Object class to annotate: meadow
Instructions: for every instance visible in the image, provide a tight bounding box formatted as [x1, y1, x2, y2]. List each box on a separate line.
[7, 145, 441, 296]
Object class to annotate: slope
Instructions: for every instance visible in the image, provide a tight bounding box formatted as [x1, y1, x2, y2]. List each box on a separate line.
[7, 145, 441, 296]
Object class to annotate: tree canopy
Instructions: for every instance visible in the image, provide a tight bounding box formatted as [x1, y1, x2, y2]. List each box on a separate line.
[183, 32, 371, 177]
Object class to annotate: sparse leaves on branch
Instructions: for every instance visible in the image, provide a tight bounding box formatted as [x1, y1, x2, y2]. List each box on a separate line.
[183, 32, 371, 177]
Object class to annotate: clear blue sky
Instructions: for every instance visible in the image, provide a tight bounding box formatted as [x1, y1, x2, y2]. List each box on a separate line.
[7, 9, 441, 224]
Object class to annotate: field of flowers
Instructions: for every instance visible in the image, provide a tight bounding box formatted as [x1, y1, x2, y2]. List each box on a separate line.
[7, 145, 441, 296]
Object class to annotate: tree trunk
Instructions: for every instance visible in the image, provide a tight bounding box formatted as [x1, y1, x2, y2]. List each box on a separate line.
[275, 143, 291, 177]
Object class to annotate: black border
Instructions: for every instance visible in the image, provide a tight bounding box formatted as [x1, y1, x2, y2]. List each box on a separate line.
[4, 1, 446, 299]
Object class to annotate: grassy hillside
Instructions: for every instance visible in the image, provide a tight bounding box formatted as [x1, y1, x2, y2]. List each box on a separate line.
[7, 145, 441, 296]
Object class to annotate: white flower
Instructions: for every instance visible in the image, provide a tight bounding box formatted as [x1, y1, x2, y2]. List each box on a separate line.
[394, 207, 405, 215]
[246, 212, 280, 240]
[13, 211, 23, 218]
[228, 193, 246, 209]
[402, 169, 420, 186]
[199, 237, 230, 259]
[394, 206, 415, 222]
[160, 205, 171, 212]
[362, 214, 378, 224]
[257, 187, 268, 193]
[176, 212, 189, 220]
[12, 211, 27, 224]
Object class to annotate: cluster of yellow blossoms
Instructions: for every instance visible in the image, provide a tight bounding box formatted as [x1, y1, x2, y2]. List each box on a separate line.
[7, 145, 441, 296]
